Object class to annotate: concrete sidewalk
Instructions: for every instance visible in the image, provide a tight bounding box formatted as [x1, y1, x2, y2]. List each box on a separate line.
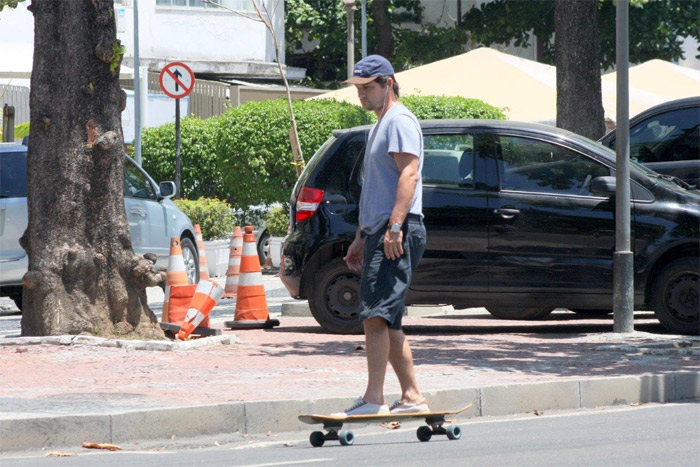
[1, 274, 699, 452]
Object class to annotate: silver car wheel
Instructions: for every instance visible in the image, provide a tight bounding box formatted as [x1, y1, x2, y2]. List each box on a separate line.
[180, 238, 199, 284]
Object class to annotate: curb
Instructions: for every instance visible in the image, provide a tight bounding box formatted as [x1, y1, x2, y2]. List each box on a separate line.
[0, 335, 239, 352]
[1, 372, 698, 452]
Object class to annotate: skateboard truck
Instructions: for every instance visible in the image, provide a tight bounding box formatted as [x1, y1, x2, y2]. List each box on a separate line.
[310, 423, 355, 447]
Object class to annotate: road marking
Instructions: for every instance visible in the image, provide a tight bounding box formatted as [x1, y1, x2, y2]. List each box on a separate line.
[238, 459, 334, 467]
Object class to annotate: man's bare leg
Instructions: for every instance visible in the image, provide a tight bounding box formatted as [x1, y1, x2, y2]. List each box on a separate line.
[388, 328, 425, 404]
[362, 316, 390, 405]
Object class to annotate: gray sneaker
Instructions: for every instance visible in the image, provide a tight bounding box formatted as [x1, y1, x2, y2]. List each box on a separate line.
[389, 399, 430, 414]
[332, 398, 390, 417]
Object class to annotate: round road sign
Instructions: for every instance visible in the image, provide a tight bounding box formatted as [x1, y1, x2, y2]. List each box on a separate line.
[159, 62, 195, 99]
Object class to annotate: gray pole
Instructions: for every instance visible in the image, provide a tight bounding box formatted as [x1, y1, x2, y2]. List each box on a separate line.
[133, 0, 142, 165]
[361, 0, 367, 58]
[614, 0, 634, 333]
[344, 0, 356, 80]
[175, 98, 181, 198]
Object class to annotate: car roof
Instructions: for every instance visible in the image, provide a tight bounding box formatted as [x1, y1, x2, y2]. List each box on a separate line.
[335, 118, 606, 155]
[0, 143, 28, 153]
[598, 96, 700, 144]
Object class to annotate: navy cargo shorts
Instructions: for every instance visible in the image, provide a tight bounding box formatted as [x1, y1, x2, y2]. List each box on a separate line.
[359, 214, 426, 330]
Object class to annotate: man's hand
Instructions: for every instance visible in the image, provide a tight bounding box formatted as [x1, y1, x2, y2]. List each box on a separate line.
[344, 236, 366, 272]
[383, 228, 404, 260]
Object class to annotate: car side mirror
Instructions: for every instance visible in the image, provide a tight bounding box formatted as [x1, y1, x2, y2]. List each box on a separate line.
[590, 176, 616, 196]
[158, 181, 176, 199]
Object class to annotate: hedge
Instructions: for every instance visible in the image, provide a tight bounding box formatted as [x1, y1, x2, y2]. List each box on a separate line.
[174, 197, 235, 240]
[215, 99, 370, 209]
[141, 116, 220, 200]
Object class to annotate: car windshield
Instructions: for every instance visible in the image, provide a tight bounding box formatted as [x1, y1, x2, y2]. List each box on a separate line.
[0, 149, 28, 198]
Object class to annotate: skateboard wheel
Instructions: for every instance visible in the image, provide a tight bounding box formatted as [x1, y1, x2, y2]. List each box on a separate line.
[416, 426, 432, 442]
[446, 424, 462, 440]
[310, 431, 325, 447]
[339, 430, 355, 446]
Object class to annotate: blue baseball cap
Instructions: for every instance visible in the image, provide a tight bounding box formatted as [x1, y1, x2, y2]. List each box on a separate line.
[344, 55, 395, 84]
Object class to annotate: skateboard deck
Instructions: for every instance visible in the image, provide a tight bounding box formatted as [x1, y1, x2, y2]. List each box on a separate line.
[299, 403, 472, 446]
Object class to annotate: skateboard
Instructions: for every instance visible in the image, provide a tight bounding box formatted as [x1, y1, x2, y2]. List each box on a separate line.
[298, 403, 473, 447]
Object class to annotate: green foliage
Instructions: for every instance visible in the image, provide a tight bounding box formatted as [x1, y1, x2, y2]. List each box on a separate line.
[401, 95, 506, 121]
[141, 116, 221, 200]
[285, 0, 424, 88]
[111, 42, 126, 73]
[263, 205, 290, 237]
[14, 122, 29, 139]
[0, 0, 24, 12]
[462, 0, 700, 69]
[393, 26, 469, 71]
[174, 197, 235, 240]
[215, 98, 370, 209]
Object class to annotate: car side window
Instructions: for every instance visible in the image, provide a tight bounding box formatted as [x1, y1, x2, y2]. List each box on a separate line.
[422, 134, 474, 188]
[124, 160, 156, 200]
[497, 136, 610, 196]
[626, 107, 699, 163]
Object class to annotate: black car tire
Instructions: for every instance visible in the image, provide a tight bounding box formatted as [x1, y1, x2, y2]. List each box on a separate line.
[650, 257, 699, 335]
[9, 292, 22, 311]
[308, 257, 364, 334]
[258, 230, 271, 266]
[180, 237, 200, 285]
[486, 306, 555, 320]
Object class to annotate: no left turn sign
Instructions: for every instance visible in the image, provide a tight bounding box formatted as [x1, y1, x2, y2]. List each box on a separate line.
[159, 62, 195, 99]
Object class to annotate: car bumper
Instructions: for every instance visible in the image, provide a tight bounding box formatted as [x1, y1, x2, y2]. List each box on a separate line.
[280, 241, 301, 298]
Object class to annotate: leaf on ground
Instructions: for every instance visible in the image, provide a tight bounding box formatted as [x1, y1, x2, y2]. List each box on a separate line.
[45, 451, 75, 457]
[534, 410, 543, 416]
[630, 402, 645, 407]
[81, 442, 122, 451]
[380, 421, 401, 429]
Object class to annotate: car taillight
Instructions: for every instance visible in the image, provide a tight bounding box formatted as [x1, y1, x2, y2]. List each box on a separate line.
[296, 187, 324, 222]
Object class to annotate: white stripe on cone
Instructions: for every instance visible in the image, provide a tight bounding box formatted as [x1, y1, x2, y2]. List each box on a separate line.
[237, 271, 264, 287]
[242, 241, 257, 256]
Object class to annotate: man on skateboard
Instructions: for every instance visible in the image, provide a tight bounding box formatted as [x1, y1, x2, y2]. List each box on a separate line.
[339, 55, 428, 417]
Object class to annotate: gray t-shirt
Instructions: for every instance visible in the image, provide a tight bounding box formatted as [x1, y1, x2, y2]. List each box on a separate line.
[359, 104, 423, 235]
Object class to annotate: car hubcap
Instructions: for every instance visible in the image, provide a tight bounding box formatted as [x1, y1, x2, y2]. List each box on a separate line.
[182, 246, 197, 284]
[666, 273, 699, 321]
[325, 273, 360, 320]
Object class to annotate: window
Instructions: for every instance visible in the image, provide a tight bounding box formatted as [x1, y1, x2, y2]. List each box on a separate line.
[124, 162, 156, 199]
[156, 0, 254, 11]
[626, 107, 700, 163]
[422, 134, 474, 188]
[498, 136, 610, 196]
[0, 150, 28, 198]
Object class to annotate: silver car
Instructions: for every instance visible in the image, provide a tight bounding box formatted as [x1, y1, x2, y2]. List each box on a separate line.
[0, 142, 199, 310]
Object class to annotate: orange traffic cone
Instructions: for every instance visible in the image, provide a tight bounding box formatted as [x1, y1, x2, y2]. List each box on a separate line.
[162, 237, 190, 324]
[223, 226, 243, 298]
[224, 225, 280, 329]
[194, 224, 210, 281]
[177, 280, 224, 340]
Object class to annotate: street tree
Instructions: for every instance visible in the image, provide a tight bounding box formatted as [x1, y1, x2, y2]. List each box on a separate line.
[21, 0, 166, 338]
[555, 0, 604, 139]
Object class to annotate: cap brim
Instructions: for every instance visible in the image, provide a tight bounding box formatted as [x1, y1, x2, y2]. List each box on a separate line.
[343, 75, 379, 85]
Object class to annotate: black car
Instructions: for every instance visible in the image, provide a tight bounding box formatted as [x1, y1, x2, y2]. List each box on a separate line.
[599, 96, 699, 187]
[281, 120, 700, 335]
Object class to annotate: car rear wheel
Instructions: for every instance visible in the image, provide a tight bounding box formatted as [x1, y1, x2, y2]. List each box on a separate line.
[180, 237, 200, 284]
[308, 257, 363, 334]
[258, 230, 271, 266]
[486, 306, 555, 320]
[651, 257, 699, 335]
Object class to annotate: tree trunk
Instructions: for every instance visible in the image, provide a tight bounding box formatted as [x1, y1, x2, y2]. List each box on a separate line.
[555, 0, 605, 140]
[21, 0, 165, 338]
[371, 0, 393, 58]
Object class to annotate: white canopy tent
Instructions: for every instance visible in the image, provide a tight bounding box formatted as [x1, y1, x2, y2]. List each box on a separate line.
[312, 48, 697, 123]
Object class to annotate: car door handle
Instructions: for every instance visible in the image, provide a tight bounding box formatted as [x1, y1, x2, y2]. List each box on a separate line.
[494, 208, 520, 219]
[130, 208, 147, 217]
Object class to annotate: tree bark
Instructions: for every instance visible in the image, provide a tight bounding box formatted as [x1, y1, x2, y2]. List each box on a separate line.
[371, 0, 393, 58]
[555, 0, 605, 140]
[22, 0, 165, 338]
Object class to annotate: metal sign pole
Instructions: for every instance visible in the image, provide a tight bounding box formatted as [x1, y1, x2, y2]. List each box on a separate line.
[613, 0, 634, 333]
[175, 98, 181, 198]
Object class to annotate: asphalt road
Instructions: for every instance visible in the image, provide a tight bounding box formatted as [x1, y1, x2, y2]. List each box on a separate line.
[2, 403, 698, 466]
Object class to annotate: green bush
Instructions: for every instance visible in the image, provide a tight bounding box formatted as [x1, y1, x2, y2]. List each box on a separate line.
[401, 95, 506, 120]
[142, 116, 220, 200]
[263, 205, 290, 237]
[174, 197, 235, 240]
[215, 98, 371, 210]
